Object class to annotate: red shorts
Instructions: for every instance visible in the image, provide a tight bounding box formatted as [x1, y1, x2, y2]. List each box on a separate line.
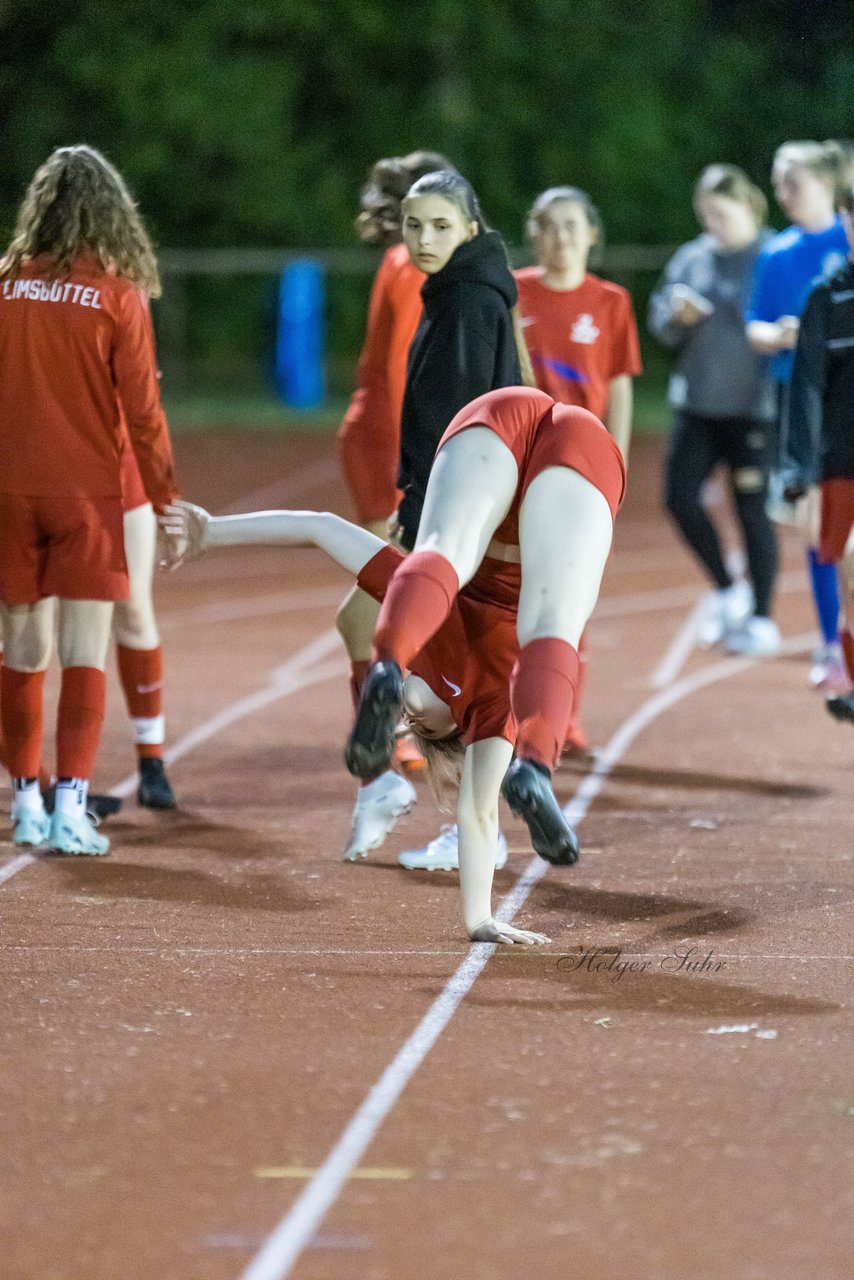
[357, 544, 517, 744]
[819, 479, 854, 563]
[120, 442, 149, 512]
[0, 494, 129, 605]
[439, 387, 626, 544]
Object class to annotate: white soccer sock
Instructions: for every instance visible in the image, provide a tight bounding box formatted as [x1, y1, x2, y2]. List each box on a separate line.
[55, 778, 89, 818]
[12, 778, 43, 815]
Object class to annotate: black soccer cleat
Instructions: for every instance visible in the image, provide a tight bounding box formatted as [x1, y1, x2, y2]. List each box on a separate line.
[345, 660, 404, 780]
[42, 786, 123, 821]
[502, 757, 580, 866]
[137, 757, 178, 810]
[826, 691, 854, 726]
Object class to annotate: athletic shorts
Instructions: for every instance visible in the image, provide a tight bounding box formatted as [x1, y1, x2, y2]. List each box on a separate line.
[0, 494, 129, 605]
[819, 479, 854, 563]
[120, 442, 149, 513]
[439, 390, 626, 538]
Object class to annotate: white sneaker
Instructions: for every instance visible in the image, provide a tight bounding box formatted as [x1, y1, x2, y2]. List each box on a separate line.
[723, 615, 781, 656]
[809, 641, 850, 693]
[12, 808, 50, 848]
[698, 580, 754, 647]
[398, 823, 508, 871]
[342, 770, 416, 861]
[48, 809, 109, 856]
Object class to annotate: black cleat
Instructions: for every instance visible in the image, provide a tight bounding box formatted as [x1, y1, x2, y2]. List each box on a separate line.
[41, 786, 123, 820]
[502, 757, 580, 866]
[826, 691, 854, 725]
[137, 757, 177, 809]
[345, 660, 404, 780]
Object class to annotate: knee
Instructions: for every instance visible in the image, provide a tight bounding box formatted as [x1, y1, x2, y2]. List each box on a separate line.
[112, 599, 158, 648]
[733, 467, 766, 499]
[4, 641, 51, 673]
[335, 592, 358, 643]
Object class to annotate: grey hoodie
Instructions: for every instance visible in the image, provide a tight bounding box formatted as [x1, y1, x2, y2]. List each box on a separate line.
[648, 232, 775, 420]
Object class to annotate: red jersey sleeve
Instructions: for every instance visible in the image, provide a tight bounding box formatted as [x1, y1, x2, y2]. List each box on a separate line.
[112, 288, 179, 512]
[609, 290, 643, 379]
[355, 544, 406, 602]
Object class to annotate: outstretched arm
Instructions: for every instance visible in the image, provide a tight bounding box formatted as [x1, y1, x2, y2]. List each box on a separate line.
[159, 501, 385, 577]
[458, 736, 550, 946]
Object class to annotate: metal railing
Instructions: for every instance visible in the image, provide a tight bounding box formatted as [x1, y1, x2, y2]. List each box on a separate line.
[154, 244, 675, 394]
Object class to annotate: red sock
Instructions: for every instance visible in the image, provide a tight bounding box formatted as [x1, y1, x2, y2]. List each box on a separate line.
[0, 666, 46, 778]
[564, 632, 588, 748]
[117, 644, 164, 760]
[372, 551, 459, 668]
[841, 629, 854, 683]
[57, 667, 105, 780]
[511, 638, 580, 771]
[349, 659, 370, 713]
[0, 657, 54, 786]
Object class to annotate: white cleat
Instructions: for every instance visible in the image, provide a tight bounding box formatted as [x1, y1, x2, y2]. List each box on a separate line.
[48, 810, 109, 856]
[809, 641, 850, 693]
[342, 770, 416, 861]
[723, 615, 781, 657]
[698, 580, 753, 648]
[398, 823, 508, 872]
[12, 808, 51, 849]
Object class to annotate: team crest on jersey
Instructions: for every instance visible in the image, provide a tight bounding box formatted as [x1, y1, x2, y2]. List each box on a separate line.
[571, 313, 599, 344]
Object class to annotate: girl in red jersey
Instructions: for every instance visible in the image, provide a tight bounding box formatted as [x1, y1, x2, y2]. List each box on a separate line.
[160, 497, 551, 945]
[515, 187, 641, 753]
[0, 145, 179, 854]
[336, 152, 453, 861]
[515, 187, 641, 460]
[345, 385, 626, 869]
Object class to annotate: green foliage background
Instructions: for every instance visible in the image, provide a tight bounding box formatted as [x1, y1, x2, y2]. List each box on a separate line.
[1, 0, 851, 409]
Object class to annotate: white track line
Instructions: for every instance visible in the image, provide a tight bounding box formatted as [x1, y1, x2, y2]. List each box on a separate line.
[0, 853, 36, 885]
[109, 631, 347, 798]
[4, 945, 851, 961]
[0, 630, 348, 870]
[236, 628, 816, 1280]
[159, 587, 346, 630]
[648, 596, 707, 689]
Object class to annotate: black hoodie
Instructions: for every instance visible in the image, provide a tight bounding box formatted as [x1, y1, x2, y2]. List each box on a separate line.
[397, 230, 522, 547]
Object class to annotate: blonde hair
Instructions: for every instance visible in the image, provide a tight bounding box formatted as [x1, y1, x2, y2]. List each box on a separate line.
[694, 164, 767, 226]
[410, 729, 466, 812]
[773, 140, 849, 203]
[0, 145, 161, 296]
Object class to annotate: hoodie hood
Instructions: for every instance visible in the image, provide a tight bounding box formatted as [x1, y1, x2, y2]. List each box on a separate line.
[421, 230, 518, 309]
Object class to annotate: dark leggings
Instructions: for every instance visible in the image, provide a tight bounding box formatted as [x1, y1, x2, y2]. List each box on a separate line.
[664, 411, 778, 618]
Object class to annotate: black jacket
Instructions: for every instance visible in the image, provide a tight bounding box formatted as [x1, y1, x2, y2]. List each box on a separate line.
[397, 230, 521, 547]
[783, 261, 854, 492]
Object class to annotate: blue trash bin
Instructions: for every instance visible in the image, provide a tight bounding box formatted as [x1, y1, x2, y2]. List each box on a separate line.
[275, 258, 325, 408]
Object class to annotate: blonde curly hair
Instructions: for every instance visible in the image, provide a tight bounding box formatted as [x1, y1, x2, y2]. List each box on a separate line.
[0, 145, 161, 297]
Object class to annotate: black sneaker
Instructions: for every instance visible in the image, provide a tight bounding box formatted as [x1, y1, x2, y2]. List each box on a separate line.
[502, 757, 580, 866]
[138, 757, 177, 809]
[344, 660, 404, 780]
[826, 692, 854, 725]
[41, 785, 123, 820]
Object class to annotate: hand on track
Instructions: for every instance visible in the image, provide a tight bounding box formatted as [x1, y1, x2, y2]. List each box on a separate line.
[469, 919, 551, 946]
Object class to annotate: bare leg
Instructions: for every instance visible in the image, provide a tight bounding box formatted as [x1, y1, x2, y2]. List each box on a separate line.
[502, 467, 614, 864]
[1, 599, 56, 672]
[413, 428, 519, 586]
[346, 429, 519, 781]
[113, 504, 159, 649]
